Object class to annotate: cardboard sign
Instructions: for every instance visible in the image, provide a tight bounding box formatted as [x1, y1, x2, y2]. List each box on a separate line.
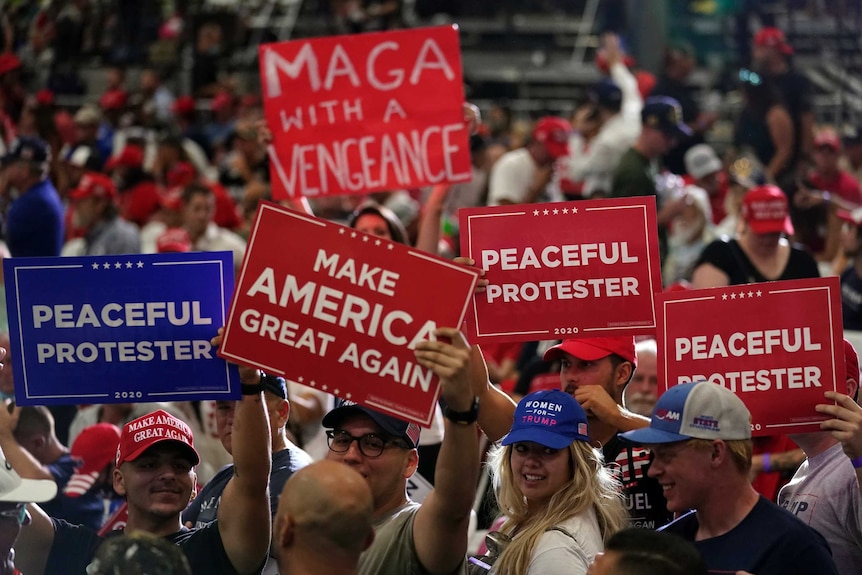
[4, 252, 240, 406]
[459, 197, 662, 343]
[219, 203, 479, 425]
[657, 277, 846, 436]
[259, 25, 470, 199]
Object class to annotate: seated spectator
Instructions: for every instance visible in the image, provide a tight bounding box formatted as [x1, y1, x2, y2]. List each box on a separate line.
[61, 172, 141, 256]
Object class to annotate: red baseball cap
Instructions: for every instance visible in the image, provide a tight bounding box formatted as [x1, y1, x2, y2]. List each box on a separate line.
[845, 339, 859, 386]
[837, 207, 862, 227]
[156, 227, 192, 253]
[754, 27, 793, 55]
[116, 409, 199, 467]
[35, 89, 55, 106]
[105, 144, 144, 171]
[0, 53, 21, 76]
[543, 337, 637, 368]
[99, 89, 128, 110]
[740, 185, 794, 235]
[533, 116, 571, 159]
[211, 91, 234, 112]
[172, 95, 196, 115]
[166, 162, 196, 187]
[814, 129, 841, 152]
[69, 172, 116, 201]
[64, 423, 121, 497]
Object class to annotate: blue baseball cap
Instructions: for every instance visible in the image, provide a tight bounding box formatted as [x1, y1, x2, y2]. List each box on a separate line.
[502, 389, 590, 448]
[1, 136, 50, 168]
[641, 96, 692, 139]
[589, 79, 623, 110]
[620, 382, 751, 445]
[323, 400, 421, 449]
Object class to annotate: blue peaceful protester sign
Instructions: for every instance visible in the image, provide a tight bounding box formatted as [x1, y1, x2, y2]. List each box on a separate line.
[4, 252, 240, 405]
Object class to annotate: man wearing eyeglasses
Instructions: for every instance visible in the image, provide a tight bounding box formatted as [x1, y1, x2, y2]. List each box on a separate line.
[324, 326, 481, 575]
[0, 456, 57, 575]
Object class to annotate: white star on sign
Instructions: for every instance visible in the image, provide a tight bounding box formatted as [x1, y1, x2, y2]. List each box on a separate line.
[137, 261, 144, 268]
[533, 210, 540, 216]
[298, 376, 304, 382]
[333, 389, 340, 395]
[350, 232, 357, 238]
[125, 262, 133, 269]
[322, 385, 328, 391]
[388, 244, 393, 250]
[346, 393, 352, 399]
[562, 208, 569, 214]
[553, 209, 559, 215]
[339, 228, 345, 234]
[756, 290, 762, 297]
[375, 239, 381, 246]
[748, 291, 754, 298]
[543, 209, 549, 216]
[92, 263, 99, 270]
[722, 294, 728, 300]
[308, 380, 316, 387]
[572, 207, 578, 214]
[103, 262, 111, 269]
[730, 293, 737, 300]
[362, 235, 369, 242]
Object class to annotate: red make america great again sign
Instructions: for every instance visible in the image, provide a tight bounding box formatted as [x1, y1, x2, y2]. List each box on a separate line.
[259, 25, 471, 199]
[219, 203, 479, 425]
[656, 277, 846, 436]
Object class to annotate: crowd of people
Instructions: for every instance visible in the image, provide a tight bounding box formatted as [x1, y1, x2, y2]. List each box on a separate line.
[0, 2, 855, 574]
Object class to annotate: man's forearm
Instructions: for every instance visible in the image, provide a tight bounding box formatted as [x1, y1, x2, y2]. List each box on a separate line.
[232, 375, 272, 491]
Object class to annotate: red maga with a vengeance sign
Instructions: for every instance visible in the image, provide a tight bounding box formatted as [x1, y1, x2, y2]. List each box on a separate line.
[656, 277, 846, 436]
[459, 197, 662, 344]
[219, 203, 479, 425]
[259, 25, 471, 199]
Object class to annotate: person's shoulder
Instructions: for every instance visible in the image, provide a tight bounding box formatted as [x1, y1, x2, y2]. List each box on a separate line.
[658, 509, 698, 538]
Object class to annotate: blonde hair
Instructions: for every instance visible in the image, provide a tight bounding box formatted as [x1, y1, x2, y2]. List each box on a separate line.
[488, 442, 628, 575]
[688, 438, 753, 474]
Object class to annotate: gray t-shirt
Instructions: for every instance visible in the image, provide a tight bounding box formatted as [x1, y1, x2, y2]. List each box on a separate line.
[778, 442, 862, 573]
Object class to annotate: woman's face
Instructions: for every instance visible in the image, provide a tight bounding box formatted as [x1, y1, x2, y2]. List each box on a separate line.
[354, 213, 392, 240]
[750, 230, 782, 251]
[510, 442, 572, 510]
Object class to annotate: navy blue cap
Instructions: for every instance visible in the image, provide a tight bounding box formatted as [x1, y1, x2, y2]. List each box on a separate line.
[261, 374, 287, 399]
[641, 96, 692, 138]
[323, 400, 421, 448]
[2, 136, 50, 167]
[589, 79, 622, 109]
[501, 389, 589, 448]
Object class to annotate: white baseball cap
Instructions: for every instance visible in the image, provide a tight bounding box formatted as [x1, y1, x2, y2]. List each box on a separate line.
[684, 144, 723, 180]
[0, 457, 57, 502]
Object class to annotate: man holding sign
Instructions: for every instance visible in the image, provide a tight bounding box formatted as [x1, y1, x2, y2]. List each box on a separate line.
[621, 381, 838, 575]
[15, 338, 272, 575]
[323, 327, 480, 575]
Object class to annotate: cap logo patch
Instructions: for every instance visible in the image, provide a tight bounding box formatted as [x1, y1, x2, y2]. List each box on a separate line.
[691, 416, 719, 431]
[655, 408, 680, 421]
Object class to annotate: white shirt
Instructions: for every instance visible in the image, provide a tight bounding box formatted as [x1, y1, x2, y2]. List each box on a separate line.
[195, 222, 247, 271]
[488, 149, 563, 206]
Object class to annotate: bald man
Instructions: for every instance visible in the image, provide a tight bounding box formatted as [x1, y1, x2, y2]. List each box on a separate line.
[274, 461, 374, 575]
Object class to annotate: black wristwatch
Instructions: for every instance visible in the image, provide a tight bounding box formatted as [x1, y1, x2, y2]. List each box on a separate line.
[442, 396, 480, 425]
[241, 371, 266, 395]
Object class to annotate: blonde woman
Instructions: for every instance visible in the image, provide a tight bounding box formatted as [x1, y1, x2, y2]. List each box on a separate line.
[488, 389, 628, 575]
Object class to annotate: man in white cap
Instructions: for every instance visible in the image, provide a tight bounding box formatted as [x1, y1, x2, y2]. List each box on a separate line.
[621, 381, 838, 574]
[0, 455, 57, 575]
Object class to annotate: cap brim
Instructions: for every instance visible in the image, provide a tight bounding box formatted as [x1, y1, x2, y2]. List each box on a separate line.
[544, 341, 611, 363]
[748, 218, 793, 235]
[0, 477, 57, 503]
[665, 123, 693, 139]
[323, 405, 411, 445]
[501, 428, 581, 448]
[122, 439, 200, 467]
[619, 427, 691, 445]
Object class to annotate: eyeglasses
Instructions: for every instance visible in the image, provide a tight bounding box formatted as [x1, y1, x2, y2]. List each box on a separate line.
[0, 504, 27, 525]
[326, 430, 408, 458]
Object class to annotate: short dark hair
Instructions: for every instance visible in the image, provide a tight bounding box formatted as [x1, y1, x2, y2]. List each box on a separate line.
[181, 183, 212, 205]
[604, 528, 707, 575]
[13, 406, 54, 443]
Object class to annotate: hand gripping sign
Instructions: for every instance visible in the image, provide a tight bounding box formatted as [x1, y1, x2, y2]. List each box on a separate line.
[459, 197, 662, 343]
[219, 203, 479, 426]
[259, 25, 471, 199]
[4, 252, 239, 405]
[656, 277, 846, 436]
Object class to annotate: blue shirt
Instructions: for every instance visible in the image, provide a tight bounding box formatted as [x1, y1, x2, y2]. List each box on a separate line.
[7, 178, 64, 257]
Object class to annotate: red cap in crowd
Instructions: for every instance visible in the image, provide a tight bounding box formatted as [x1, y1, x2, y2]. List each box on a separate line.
[99, 89, 128, 110]
[741, 185, 794, 235]
[116, 409, 199, 467]
[533, 116, 571, 160]
[211, 91, 234, 112]
[64, 423, 121, 497]
[68, 172, 116, 201]
[754, 27, 793, 55]
[156, 227, 192, 253]
[814, 129, 841, 152]
[167, 162, 197, 188]
[35, 89, 55, 106]
[543, 337, 638, 368]
[173, 95, 196, 116]
[0, 53, 21, 76]
[105, 144, 144, 171]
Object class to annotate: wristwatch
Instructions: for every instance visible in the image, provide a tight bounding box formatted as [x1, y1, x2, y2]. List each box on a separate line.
[442, 396, 480, 425]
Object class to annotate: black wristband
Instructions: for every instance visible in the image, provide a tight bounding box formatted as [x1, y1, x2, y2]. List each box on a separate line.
[442, 396, 480, 425]
[241, 371, 266, 395]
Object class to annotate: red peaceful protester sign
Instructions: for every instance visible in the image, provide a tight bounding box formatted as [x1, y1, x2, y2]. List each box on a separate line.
[219, 203, 479, 426]
[657, 277, 846, 436]
[259, 25, 471, 199]
[459, 197, 662, 343]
